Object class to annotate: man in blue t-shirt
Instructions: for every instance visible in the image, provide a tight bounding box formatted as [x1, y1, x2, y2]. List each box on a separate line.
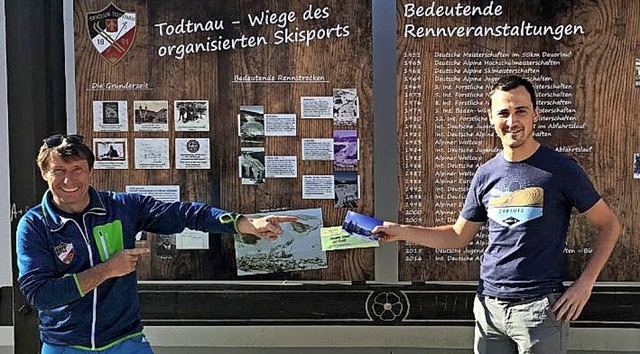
[374, 76, 620, 354]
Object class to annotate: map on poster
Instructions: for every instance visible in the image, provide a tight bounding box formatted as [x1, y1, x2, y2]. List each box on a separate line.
[233, 208, 327, 276]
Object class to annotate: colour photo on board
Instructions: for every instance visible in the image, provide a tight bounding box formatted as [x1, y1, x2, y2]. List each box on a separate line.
[333, 129, 358, 168]
[233, 208, 327, 276]
[321, 225, 379, 251]
[341, 211, 383, 242]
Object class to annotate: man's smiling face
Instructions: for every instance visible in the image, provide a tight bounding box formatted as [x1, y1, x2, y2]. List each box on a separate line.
[488, 85, 539, 151]
[41, 154, 92, 214]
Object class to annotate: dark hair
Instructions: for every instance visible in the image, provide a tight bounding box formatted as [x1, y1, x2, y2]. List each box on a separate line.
[488, 75, 537, 109]
[37, 139, 95, 172]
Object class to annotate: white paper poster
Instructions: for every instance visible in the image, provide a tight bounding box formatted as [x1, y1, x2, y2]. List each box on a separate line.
[302, 138, 334, 160]
[300, 96, 333, 119]
[265, 156, 297, 178]
[264, 114, 297, 136]
[176, 229, 209, 250]
[302, 175, 335, 199]
[134, 138, 170, 169]
[125, 185, 209, 250]
[125, 185, 180, 202]
[175, 138, 210, 169]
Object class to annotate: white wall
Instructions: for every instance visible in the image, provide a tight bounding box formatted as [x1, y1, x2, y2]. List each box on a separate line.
[1, 0, 16, 349]
[144, 326, 640, 353]
[0, 0, 13, 288]
[63, 0, 77, 131]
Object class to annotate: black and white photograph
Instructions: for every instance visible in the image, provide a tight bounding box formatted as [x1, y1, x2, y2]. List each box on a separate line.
[239, 147, 265, 185]
[133, 100, 168, 131]
[102, 102, 119, 124]
[341, 211, 383, 241]
[238, 105, 265, 144]
[93, 138, 127, 169]
[333, 88, 358, 126]
[634, 153, 640, 179]
[334, 171, 359, 208]
[156, 234, 177, 259]
[233, 208, 327, 276]
[333, 130, 358, 168]
[93, 100, 127, 131]
[174, 100, 209, 131]
[96, 140, 125, 160]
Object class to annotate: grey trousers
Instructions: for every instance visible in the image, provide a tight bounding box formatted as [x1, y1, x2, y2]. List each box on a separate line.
[473, 293, 569, 354]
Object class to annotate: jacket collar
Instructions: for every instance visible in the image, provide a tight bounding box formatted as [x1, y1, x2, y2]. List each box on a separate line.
[41, 186, 107, 231]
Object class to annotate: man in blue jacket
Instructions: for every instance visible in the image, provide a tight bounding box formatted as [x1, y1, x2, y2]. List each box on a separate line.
[17, 134, 297, 354]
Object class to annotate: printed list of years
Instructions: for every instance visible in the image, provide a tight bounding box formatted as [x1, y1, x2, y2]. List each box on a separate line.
[400, 49, 587, 264]
[401, 52, 425, 262]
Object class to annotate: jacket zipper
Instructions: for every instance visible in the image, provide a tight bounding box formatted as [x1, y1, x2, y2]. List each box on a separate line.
[69, 217, 98, 350]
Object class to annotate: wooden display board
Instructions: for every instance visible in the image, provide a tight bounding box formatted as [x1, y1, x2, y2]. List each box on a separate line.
[396, 0, 640, 281]
[73, 0, 373, 280]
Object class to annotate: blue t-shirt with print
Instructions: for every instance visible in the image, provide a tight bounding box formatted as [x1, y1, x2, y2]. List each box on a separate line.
[461, 145, 600, 297]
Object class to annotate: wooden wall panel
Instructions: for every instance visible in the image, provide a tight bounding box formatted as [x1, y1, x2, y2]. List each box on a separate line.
[396, 0, 640, 281]
[74, 0, 373, 280]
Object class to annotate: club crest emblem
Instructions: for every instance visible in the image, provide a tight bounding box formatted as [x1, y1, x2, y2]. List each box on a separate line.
[54, 242, 75, 264]
[86, 3, 136, 65]
[186, 139, 200, 153]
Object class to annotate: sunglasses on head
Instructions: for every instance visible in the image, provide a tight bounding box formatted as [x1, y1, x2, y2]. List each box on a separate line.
[43, 134, 85, 148]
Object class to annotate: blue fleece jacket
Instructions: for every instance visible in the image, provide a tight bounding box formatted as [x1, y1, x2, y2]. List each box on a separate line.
[17, 187, 239, 350]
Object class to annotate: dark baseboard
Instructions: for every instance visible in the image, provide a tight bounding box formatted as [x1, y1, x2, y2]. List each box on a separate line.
[4, 283, 639, 328]
[136, 283, 640, 328]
